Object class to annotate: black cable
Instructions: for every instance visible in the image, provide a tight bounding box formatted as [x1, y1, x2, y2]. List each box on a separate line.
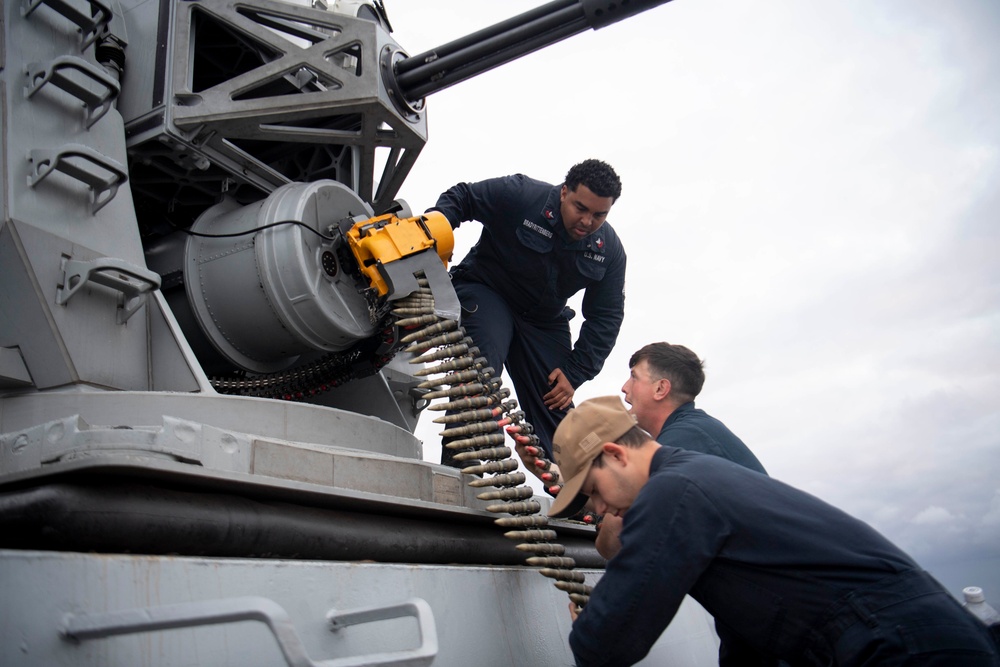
[177, 219, 338, 241]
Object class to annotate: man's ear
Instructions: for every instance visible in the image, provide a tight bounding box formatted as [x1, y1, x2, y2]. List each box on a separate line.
[601, 442, 628, 466]
[654, 377, 672, 400]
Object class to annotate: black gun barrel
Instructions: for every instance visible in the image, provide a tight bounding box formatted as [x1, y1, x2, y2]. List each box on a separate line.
[394, 0, 674, 102]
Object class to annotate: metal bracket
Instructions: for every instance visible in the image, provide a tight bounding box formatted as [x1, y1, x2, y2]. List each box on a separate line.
[59, 596, 438, 667]
[27, 144, 127, 214]
[21, 0, 114, 50]
[57, 257, 161, 323]
[25, 56, 122, 128]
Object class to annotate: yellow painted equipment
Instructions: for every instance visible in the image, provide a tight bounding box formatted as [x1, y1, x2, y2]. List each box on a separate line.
[347, 211, 455, 295]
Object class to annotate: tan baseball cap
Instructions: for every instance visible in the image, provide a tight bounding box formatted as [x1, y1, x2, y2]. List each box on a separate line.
[548, 396, 639, 518]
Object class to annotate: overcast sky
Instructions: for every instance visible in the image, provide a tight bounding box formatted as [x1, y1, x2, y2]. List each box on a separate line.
[385, 0, 1000, 602]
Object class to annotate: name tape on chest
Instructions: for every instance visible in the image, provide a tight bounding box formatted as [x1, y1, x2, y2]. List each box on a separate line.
[522, 219, 553, 239]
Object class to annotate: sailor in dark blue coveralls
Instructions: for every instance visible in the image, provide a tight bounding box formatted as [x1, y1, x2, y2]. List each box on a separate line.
[549, 396, 1000, 667]
[595, 341, 767, 559]
[621, 342, 767, 474]
[430, 159, 626, 467]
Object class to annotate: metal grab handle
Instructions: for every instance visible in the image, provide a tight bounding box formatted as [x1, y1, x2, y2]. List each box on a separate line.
[25, 56, 122, 128]
[21, 0, 113, 50]
[27, 144, 128, 214]
[57, 257, 161, 323]
[59, 596, 438, 667]
[326, 598, 438, 667]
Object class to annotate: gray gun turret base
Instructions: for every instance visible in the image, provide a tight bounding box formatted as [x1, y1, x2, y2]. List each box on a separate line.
[0, 549, 721, 667]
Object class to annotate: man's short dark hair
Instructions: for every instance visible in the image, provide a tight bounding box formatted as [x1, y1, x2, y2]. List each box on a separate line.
[615, 424, 652, 448]
[565, 159, 622, 201]
[591, 426, 652, 469]
[629, 343, 705, 403]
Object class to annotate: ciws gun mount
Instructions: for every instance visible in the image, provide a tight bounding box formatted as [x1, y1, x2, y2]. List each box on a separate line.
[0, 2, 718, 666]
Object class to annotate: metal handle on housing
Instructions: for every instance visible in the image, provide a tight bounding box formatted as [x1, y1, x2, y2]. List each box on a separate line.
[57, 257, 161, 323]
[21, 0, 113, 50]
[27, 144, 127, 214]
[326, 598, 438, 667]
[25, 56, 122, 128]
[60, 596, 438, 667]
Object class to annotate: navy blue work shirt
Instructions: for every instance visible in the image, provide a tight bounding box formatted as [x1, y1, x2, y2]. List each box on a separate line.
[658, 401, 768, 474]
[570, 447, 926, 666]
[431, 174, 626, 389]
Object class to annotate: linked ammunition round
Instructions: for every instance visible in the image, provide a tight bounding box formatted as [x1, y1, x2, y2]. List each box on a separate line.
[422, 382, 484, 400]
[554, 581, 592, 595]
[390, 306, 436, 317]
[439, 420, 500, 437]
[392, 292, 434, 308]
[486, 500, 542, 514]
[460, 459, 518, 476]
[415, 355, 476, 378]
[419, 368, 483, 390]
[411, 341, 471, 364]
[515, 542, 565, 555]
[487, 499, 542, 515]
[406, 330, 468, 355]
[429, 388, 510, 412]
[400, 318, 458, 344]
[467, 471, 526, 488]
[432, 405, 501, 424]
[478, 486, 534, 502]
[525, 556, 575, 568]
[414, 354, 486, 377]
[493, 515, 549, 529]
[443, 432, 506, 450]
[453, 445, 511, 462]
[503, 529, 557, 541]
[395, 314, 440, 329]
[538, 568, 586, 583]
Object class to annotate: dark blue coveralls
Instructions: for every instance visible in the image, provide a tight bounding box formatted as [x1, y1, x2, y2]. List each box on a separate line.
[657, 401, 768, 475]
[654, 400, 771, 660]
[431, 174, 626, 461]
[571, 447, 999, 667]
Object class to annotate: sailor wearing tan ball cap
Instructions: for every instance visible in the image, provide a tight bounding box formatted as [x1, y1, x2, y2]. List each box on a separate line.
[547, 395, 643, 521]
[549, 396, 999, 667]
